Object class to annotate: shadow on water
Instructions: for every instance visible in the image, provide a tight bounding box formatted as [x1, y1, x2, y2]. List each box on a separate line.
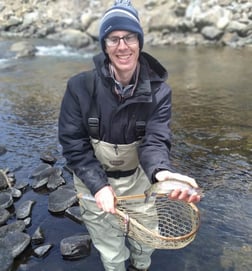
[0, 42, 251, 271]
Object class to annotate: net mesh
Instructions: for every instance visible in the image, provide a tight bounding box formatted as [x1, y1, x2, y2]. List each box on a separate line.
[115, 195, 200, 249]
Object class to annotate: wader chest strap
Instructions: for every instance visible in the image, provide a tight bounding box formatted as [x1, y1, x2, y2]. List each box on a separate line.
[85, 71, 100, 139]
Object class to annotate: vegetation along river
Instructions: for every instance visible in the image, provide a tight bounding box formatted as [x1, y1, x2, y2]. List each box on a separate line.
[0, 40, 251, 271]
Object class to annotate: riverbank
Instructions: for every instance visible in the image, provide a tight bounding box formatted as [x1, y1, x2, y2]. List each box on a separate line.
[0, 0, 252, 49]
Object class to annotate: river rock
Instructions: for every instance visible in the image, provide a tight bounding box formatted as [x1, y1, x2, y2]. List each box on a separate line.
[201, 26, 224, 40]
[14, 180, 29, 191]
[10, 187, 22, 199]
[60, 234, 91, 260]
[30, 163, 52, 178]
[36, 167, 62, 181]
[47, 174, 66, 191]
[16, 200, 35, 219]
[0, 247, 13, 271]
[1, 231, 31, 258]
[10, 41, 37, 58]
[0, 220, 26, 238]
[32, 167, 62, 191]
[23, 217, 32, 227]
[31, 226, 45, 245]
[48, 185, 77, 213]
[0, 169, 13, 190]
[40, 151, 57, 165]
[0, 207, 10, 225]
[0, 191, 13, 209]
[33, 244, 53, 258]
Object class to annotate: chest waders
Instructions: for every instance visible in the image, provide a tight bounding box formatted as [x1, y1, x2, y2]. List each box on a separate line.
[74, 140, 153, 271]
[74, 72, 153, 271]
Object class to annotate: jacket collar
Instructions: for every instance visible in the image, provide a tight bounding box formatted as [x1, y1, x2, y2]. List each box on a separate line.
[93, 51, 168, 83]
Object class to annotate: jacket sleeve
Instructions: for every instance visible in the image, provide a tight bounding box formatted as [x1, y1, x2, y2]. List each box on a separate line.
[58, 73, 109, 195]
[138, 81, 173, 182]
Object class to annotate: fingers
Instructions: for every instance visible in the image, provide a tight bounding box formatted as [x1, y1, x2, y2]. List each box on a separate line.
[169, 189, 201, 203]
[97, 196, 116, 213]
[95, 186, 116, 213]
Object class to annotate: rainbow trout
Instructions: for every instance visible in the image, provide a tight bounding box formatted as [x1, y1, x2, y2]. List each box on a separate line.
[144, 179, 203, 203]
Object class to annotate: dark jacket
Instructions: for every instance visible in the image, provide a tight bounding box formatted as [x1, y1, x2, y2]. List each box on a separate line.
[58, 51, 173, 195]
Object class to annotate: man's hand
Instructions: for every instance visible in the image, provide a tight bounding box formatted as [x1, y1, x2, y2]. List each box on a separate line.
[95, 186, 117, 213]
[155, 170, 201, 203]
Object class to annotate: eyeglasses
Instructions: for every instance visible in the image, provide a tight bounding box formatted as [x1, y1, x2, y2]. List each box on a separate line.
[105, 33, 138, 47]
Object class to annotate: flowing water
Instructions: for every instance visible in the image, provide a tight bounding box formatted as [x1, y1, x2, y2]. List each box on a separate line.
[0, 40, 251, 271]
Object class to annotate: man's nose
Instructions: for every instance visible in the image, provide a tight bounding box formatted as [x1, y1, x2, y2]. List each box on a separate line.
[118, 38, 128, 48]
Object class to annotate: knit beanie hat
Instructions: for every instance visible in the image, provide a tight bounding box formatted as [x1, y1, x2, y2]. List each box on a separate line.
[99, 0, 144, 53]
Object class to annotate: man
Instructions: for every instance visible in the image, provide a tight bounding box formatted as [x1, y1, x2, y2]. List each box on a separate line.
[58, 1, 201, 270]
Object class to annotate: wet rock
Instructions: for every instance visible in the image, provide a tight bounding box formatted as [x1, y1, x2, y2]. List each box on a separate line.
[16, 200, 35, 219]
[31, 177, 49, 191]
[60, 234, 92, 260]
[30, 163, 52, 178]
[40, 151, 57, 165]
[23, 217, 32, 227]
[10, 41, 37, 58]
[33, 244, 53, 258]
[1, 231, 31, 258]
[0, 220, 26, 238]
[0, 191, 13, 209]
[0, 169, 14, 190]
[10, 187, 22, 199]
[15, 180, 29, 191]
[65, 206, 83, 224]
[47, 174, 66, 191]
[0, 247, 13, 271]
[32, 166, 62, 191]
[0, 207, 10, 226]
[32, 226, 45, 245]
[48, 186, 77, 213]
[36, 167, 62, 181]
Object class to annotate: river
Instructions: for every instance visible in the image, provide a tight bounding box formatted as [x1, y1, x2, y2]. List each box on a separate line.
[0, 40, 251, 271]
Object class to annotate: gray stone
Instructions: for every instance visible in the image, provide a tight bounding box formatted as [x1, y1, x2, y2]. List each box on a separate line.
[0, 192, 13, 209]
[0, 207, 10, 226]
[33, 244, 53, 258]
[48, 186, 77, 213]
[0, 247, 13, 271]
[10, 41, 37, 58]
[0, 220, 26, 238]
[201, 26, 224, 40]
[30, 163, 52, 178]
[32, 226, 45, 245]
[60, 234, 91, 260]
[1, 231, 31, 258]
[16, 200, 35, 219]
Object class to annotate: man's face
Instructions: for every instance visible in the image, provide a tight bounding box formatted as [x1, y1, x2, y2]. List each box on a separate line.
[105, 30, 140, 74]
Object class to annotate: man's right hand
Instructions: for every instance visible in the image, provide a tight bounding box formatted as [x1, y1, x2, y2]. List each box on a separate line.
[94, 186, 116, 213]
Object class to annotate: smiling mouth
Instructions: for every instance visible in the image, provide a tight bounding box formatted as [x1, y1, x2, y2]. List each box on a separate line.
[117, 54, 131, 60]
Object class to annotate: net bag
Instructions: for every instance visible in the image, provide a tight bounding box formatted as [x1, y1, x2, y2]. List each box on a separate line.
[114, 194, 200, 249]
